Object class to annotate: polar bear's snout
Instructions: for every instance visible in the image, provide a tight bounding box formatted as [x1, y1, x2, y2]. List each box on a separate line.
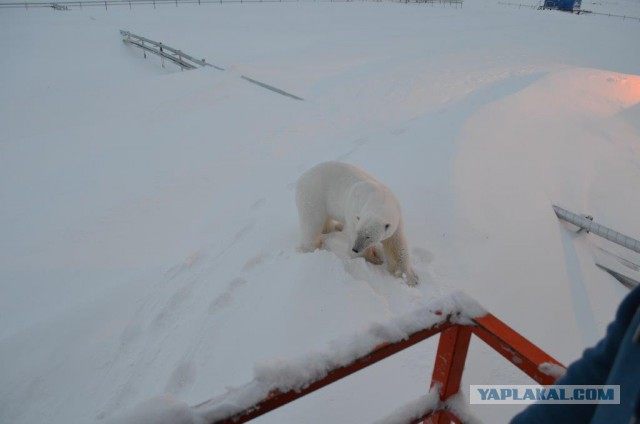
[352, 229, 375, 254]
[352, 236, 367, 254]
[352, 236, 366, 254]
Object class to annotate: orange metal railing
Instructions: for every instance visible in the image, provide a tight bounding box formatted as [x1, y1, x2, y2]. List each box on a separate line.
[197, 310, 565, 424]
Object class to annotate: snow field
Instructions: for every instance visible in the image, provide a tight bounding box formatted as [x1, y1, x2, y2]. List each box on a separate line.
[1, 1, 639, 423]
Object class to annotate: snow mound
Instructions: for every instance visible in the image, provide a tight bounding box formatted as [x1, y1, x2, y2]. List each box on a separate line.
[106, 395, 205, 424]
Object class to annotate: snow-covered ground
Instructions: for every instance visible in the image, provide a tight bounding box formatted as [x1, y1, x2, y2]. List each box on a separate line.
[1, 1, 639, 423]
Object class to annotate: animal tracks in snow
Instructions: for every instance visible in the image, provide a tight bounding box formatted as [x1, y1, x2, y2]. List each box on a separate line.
[208, 277, 248, 315]
[250, 198, 266, 211]
[411, 247, 434, 264]
[242, 253, 271, 272]
[151, 283, 194, 330]
[164, 361, 196, 395]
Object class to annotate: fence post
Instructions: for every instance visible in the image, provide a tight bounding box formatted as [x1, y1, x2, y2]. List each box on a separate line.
[426, 325, 472, 424]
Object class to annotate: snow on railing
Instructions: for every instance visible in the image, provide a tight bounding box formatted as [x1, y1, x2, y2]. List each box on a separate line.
[190, 291, 565, 424]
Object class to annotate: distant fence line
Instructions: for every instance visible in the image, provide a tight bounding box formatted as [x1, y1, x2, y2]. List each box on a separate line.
[497, 1, 640, 21]
[121, 30, 225, 70]
[587, 9, 640, 22]
[0, 0, 462, 9]
[497, 1, 536, 8]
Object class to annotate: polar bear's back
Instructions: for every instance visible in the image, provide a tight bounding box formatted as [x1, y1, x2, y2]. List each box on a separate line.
[298, 161, 380, 187]
[296, 161, 379, 221]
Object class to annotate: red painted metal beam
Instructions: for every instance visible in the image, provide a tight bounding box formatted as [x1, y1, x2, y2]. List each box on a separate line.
[207, 318, 456, 424]
[424, 325, 471, 424]
[421, 409, 462, 424]
[431, 325, 472, 399]
[471, 313, 565, 385]
[200, 311, 565, 424]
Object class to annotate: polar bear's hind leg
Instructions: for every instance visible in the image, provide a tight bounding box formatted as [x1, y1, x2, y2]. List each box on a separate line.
[298, 214, 326, 252]
[296, 199, 328, 252]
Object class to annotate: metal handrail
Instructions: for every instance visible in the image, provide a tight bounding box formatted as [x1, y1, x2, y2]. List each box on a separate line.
[124, 37, 197, 69]
[120, 30, 225, 70]
[194, 308, 565, 423]
[119, 30, 305, 100]
[553, 205, 640, 254]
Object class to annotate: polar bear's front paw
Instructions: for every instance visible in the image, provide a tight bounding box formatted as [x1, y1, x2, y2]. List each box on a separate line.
[393, 269, 418, 286]
[363, 246, 384, 265]
[402, 271, 419, 287]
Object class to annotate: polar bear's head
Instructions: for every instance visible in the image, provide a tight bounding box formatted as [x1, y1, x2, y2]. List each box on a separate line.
[349, 183, 400, 254]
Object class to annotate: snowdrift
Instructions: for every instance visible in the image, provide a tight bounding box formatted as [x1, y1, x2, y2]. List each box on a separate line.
[1, 1, 639, 423]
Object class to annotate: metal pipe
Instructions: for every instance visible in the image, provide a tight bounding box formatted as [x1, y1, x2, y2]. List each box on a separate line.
[240, 75, 304, 101]
[553, 205, 640, 254]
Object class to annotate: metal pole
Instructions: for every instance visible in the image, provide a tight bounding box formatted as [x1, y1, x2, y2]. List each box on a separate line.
[553, 205, 640, 254]
[429, 325, 471, 424]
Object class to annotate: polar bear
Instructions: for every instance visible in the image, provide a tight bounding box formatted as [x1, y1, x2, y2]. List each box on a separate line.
[296, 161, 418, 286]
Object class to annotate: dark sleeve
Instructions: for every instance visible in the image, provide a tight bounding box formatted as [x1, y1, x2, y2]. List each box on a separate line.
[510, 286, 640, 424]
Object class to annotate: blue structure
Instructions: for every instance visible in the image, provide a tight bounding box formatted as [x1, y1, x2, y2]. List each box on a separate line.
[542, 0, 581, 12]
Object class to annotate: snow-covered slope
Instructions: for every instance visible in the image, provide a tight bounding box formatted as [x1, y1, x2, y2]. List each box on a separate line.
[1, 2, 639, 423]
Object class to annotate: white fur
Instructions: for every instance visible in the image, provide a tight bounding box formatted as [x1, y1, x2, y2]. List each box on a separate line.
[295, 161, 418, 286]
